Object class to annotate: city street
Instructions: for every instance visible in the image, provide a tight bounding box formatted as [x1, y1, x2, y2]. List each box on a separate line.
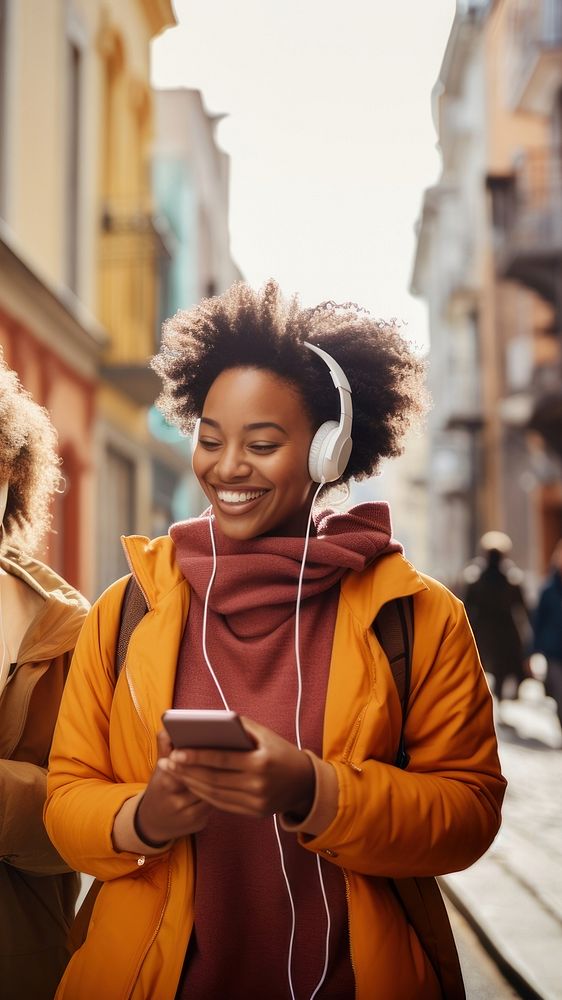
[446, 899, 520, 999]
[443, 678, 562, 1000]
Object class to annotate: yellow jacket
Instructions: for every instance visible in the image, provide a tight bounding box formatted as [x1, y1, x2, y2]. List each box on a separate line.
[45, 535, 505, 999]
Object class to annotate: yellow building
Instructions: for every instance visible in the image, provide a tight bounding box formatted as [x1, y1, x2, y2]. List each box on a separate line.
[0, 0, 177, 597]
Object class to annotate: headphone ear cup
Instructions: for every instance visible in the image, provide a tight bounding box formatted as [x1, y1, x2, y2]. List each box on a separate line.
[191, 419, 201, 474]
[308, 421, 339, 483]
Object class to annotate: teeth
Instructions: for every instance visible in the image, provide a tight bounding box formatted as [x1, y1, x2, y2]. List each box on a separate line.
[216, 489, 266, 504]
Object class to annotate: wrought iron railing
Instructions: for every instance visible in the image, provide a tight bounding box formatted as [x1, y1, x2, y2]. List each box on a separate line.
[509, 0, 562, 105]
[500, 147, 562, 253]
[99, 200, 173, 361]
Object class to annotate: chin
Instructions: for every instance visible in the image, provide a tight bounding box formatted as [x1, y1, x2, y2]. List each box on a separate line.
[213, 515, 262, 541]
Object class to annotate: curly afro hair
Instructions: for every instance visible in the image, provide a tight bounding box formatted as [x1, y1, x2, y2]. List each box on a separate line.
[151, 280, 429, 484]
[0, 351, 61, 554]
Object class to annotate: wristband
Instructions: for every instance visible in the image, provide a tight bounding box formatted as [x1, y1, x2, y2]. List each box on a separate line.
[133, 796, 170, 849]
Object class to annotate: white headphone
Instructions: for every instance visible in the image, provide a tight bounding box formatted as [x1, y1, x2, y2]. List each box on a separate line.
[0, 482, 8, 524]
[192, 417, 201, 449]
[304, 342, 353, 483]
[191, 343, 353, 486]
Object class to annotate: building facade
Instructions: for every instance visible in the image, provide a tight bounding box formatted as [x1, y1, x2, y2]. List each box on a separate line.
[0, 0, 178, 598]
[412, 0, 562, 591]
[150, 86, 243, 526]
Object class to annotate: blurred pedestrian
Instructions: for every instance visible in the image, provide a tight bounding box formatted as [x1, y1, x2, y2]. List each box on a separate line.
[46, 281, 504, 1000]
[532, 539, 562, 729]
[0, 354, 89, 999]
[463, 531, 531, 699]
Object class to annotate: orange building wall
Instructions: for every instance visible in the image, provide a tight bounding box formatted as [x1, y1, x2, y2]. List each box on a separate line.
[0, 311, 96, 598]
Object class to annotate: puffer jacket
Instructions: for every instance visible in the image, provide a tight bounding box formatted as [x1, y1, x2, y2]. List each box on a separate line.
[45, 535, 505, 1000]
[0, 550, 89, 1000]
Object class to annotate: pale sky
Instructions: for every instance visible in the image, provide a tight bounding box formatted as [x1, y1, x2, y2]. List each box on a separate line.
[151, 0, 457, 354]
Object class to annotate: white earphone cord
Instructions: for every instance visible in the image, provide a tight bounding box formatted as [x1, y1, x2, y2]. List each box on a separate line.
[202, 487, 331, 1000]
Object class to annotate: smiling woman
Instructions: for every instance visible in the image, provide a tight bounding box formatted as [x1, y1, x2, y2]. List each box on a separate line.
[193, 368, 316, 539]
[45, 280, 505, 1000]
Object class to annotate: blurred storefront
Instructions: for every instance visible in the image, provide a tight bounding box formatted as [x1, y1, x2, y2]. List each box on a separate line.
[412, 0, 562, 590]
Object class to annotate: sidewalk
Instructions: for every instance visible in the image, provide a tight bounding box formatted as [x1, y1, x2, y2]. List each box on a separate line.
[441, 682, 562, 1000]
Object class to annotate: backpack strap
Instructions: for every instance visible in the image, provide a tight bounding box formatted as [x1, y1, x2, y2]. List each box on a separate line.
[373, 595, 414, 769]
[115, 575, 148, 677]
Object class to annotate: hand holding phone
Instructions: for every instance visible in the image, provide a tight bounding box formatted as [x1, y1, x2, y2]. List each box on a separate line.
[162, 709, 256, 752]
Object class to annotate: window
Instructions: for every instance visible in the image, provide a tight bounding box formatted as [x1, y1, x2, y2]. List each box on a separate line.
[50, 450, 80, 589]
[98, 446, 136, 594]
[65, 37, 82, 292]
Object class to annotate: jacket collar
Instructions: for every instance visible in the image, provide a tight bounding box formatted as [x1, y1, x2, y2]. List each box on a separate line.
[121, 534, 186, 611]
[122, 534, 428, 624]
[340, 551, 428, 626]
[0, 550, 89, 662]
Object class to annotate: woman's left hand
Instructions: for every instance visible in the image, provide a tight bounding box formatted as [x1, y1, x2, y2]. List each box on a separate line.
[163, 717, 315, 820]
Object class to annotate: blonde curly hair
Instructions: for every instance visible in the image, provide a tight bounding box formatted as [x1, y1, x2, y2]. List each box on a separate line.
[0, 350, 61, 554]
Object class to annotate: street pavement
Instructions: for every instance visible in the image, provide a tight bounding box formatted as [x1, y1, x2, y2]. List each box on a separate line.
[441, 678, 562, 1000]
[446, 898, 520, 999]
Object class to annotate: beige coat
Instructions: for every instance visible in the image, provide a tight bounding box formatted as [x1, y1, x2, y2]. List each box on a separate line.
[0, 550, 89, 1000]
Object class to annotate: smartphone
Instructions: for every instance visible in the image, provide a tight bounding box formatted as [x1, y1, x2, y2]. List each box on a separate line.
[161, 709, 255, 751]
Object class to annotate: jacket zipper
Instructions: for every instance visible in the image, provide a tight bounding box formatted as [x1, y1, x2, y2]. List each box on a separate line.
[122, 546, 152, 613]
[3, 661, 48, 758]
[125, 856, 173, 999]
[343, 869, 358, 997]
[125, 669, 156, 771]
[341, 705, 368, 771]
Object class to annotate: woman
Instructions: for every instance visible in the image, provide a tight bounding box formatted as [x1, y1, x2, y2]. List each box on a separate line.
[463, 531, 531, 699]
[0, 353, 89, 999]
[46, 281, 505, 999]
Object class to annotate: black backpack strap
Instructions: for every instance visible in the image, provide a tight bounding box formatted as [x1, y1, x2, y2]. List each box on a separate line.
[373, 595, 414, 769]
[115, 575, 148, 678]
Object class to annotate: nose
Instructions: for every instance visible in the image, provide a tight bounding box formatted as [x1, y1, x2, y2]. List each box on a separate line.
[214, 442, 252, 481]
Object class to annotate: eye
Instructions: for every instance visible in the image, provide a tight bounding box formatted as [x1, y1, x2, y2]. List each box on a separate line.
[247, 442, 280, 454]
[198, 437, 222, 450]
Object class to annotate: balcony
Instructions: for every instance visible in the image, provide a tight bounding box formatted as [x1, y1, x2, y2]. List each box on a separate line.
[500, 355, 562, 456]
[510, 0, 562, 113]
[528, 361, 562, 455]
[441, 370, 483, 432]
[491, 148, 562, 318]
[99, 200, 174, 406]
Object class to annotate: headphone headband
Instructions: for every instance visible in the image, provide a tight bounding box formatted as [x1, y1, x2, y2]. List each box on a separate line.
[304, 341, 353, 483]
[304, 342, 351, 393]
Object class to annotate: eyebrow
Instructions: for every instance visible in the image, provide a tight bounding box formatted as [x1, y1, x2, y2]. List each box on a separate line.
[201, 418, 288, 435]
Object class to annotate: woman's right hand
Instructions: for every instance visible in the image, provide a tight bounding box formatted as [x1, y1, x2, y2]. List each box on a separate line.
[135, 729, 214, 844]
[112, 730, 213, 854]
